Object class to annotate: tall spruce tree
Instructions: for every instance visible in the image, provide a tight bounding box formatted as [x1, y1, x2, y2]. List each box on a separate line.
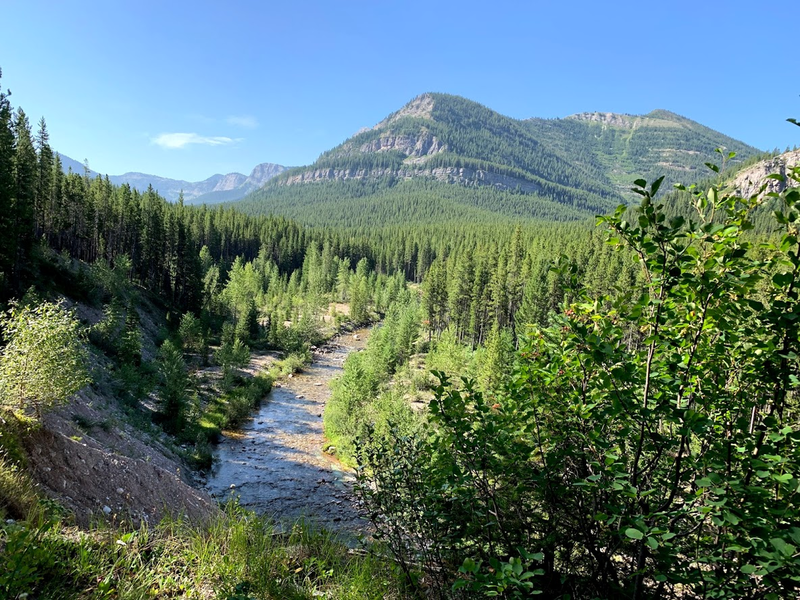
[12, 108, 36, 280]
[0, 69, 15, 284]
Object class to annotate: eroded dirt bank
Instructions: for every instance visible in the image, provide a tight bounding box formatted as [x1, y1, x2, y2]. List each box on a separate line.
[22, 389, 217, 527]
[206, 329, 369, 535]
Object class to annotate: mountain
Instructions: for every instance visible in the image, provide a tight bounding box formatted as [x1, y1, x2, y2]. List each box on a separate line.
[189, 162, 289, 204]
[57, 153, 96, 177]
[56, 154, 287, 204]
[237, 93, 761, 226]
[524, 109, 761, 198]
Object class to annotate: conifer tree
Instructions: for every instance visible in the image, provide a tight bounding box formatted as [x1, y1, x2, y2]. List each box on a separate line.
[12, 108, 36, 278]
[0, 70, 15, 282]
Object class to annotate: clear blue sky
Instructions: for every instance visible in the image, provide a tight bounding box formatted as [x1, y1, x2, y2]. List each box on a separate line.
[1, 0, 797, 182]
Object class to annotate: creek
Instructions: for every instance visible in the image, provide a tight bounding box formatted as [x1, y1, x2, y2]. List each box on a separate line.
[206, 329, 370, 535]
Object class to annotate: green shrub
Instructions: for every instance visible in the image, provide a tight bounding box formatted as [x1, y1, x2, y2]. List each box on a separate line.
[357, 170, 800, 598]
[0, 300, 89, 418]
[272, 350, 311, 377]
[0, 522, 58, 598]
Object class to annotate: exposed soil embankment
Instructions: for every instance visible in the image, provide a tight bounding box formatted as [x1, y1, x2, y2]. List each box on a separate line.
[22, 389, 216, 527]
[207, 330, 369, 535]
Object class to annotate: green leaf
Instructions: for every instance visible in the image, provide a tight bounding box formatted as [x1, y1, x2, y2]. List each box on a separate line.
[771, 537, 796, 557]
[773, 272, 793, 287]
[740, 564, 758, 574]
[625, 528, 644, 540]
[650, 176, 665, 197]
[459, 557, 479, 574]
[724, 511, 740, 525]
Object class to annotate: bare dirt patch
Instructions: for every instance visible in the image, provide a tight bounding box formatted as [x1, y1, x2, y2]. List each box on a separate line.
[22, 389, 216, 527]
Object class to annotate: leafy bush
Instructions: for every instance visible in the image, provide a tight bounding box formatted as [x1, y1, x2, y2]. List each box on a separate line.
[219, 374, 273, 429]
[271, 349, 311, 377]
[357, 166, 800, 598]
[0, 522, 58, 598]
[0, 300, 89, 418]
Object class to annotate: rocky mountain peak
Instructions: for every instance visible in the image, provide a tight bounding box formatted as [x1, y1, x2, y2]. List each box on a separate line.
[566, 112, 638, 128]
[247, 162, 288, 183]
[375, 93, 436, 129]
[213, 172, 248, 192]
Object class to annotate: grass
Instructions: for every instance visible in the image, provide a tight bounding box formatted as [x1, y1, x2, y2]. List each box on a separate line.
[0, 502, 409, 599]
[0, 452, 38, 522]
[188, 373, 273, 469]
[0, 410, 41, 522]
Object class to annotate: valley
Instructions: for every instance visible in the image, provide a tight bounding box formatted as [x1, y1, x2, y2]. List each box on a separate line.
[1, 60, 799, 599]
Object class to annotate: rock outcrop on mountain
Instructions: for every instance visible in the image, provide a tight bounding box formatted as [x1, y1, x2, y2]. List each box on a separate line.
[728, 149, 800, 199]
[281, 165, 541, 193]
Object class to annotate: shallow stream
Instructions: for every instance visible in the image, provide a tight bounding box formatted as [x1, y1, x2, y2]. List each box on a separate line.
[206, 329, 370, 535]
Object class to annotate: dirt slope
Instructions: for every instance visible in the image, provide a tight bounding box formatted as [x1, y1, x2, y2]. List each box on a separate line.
[22, 387, 217, 527]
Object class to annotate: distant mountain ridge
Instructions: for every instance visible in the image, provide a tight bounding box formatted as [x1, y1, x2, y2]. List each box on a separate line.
[56, 153, 287, 204]
[236, 93, 761, 226]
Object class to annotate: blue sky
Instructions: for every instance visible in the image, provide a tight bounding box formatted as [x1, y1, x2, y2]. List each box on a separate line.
[1, 0, 797, 181]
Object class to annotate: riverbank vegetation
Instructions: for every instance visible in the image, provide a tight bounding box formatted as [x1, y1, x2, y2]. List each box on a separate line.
[349, 166, 800, 598]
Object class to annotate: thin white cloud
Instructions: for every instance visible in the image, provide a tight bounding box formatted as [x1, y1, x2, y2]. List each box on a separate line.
[151, 132, 239, 149]
[226, 115, 259, 129]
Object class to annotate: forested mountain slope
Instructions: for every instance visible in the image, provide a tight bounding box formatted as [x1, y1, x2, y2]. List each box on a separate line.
[525, 109, 761, 198]
[237, 93, 761, 226]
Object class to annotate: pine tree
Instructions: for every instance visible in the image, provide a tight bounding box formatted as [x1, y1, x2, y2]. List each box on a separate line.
[157, 339, 190, 433]
[422, 257, 448, 340]
[448, 250, 474, 342]
[34, 117, 53, 238]
[0, 69, 15, 283]
[11, 108, 36, 280]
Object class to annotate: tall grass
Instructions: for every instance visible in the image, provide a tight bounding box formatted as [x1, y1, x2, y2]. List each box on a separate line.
[0, 502, 408, 599]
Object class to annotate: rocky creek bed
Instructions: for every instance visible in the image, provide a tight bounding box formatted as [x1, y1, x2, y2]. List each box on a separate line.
[206, 329, 370, 536]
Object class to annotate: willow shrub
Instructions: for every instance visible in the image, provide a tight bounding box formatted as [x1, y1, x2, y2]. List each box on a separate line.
[357, 160, 800, 599]
[0, 299, 89, 418]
